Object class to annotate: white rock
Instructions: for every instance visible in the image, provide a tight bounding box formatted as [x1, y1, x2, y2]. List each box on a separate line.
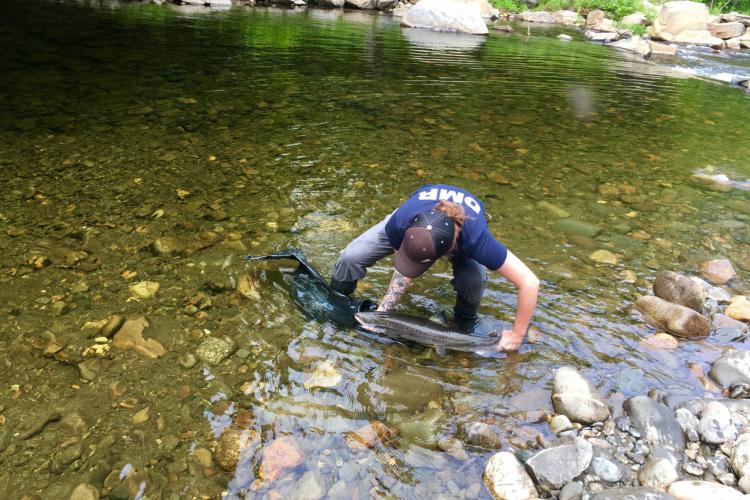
[698, 401, 737, 444]
[668, 480, 744, 499]
[518, 11, 557, 23]
[586, 30, 620, 42]
[483, 452, 539, 499]
[558, 34, 573, 41]
[552, 366, 610, 424]
[622, 12, 648, 25]
[402, 0, 488, 34]
[732, 434, 750, 478]
[653, 1, 709, 39]
[639, 457, 679, 490]
[673, 29, 724, 46]
[555, 10, 581, 25]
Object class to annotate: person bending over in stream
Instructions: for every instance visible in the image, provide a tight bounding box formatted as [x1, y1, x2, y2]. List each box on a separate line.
[330, 184, 539, 352]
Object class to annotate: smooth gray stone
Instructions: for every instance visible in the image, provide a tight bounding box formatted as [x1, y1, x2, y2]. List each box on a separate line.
[590, 486, 672, 500]
[526, 437, 592, 490]
[591, 456, 621, 483]
[709, 350, 750, 387]
[560, 480, 583, 500]
[698, 401, 737, 444]
[554, 218, 602, 238]
[653, 271, 706, 311]
[624, 396, 686, 449]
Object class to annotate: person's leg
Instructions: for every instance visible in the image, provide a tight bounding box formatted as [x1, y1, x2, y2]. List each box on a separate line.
[330, 215, 395, 295]
[450, 256, 488, 329]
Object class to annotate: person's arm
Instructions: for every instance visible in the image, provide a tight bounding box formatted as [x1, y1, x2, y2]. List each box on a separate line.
[377, 269, 413, 312]
[494, 250, 539, 352]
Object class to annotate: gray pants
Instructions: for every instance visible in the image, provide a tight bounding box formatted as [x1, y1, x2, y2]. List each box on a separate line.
[331, 213, 487, 319]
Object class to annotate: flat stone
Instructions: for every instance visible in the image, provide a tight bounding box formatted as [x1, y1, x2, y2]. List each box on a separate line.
[668, 480, 744, 499]
[650, 41, 678, 55]
[653, 271, 706, 311]
[611, 35, 651, 57]
[483, 451, 539, 499]
[675, 408, 700, 442]
[590, 487, 671, 499]
[112, 317, 166, 359]
[550, 414, 574, 434]
[690, 172, 733, 192]
[589, 249, 622, 265]
[128, 281, 160, 299]
[526, 437, 593, 491]
[700, 259, 736, 285]
[624, 396, 686, 449]
[708, 21, 746, 39]
[698, 401, 737, 444]
[727, 296, 750, 322]
[555, 218, 602, 238]
[636, 295, 709, 338]
[586, 31, 621, 42]
[69, 483, 100, 500]
[552, 366, 610, 424]
[641, 333, 679, 349]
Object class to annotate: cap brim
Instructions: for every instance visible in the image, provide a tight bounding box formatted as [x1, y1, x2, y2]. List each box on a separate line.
[394, 248, 433, 279]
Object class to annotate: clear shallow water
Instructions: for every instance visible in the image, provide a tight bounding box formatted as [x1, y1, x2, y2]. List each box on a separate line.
[1, 1, 750, 497]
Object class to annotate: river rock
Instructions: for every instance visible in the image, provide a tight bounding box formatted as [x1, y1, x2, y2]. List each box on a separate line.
[196, 336, 235, 365]
[589, 249, 621, 265]
[591, 456, 621, 483]
[727, 296, 750, 322]
[483, 451, 539, 499]
[652, 1, 709, 40]
[552, 366, 610, 424]
[555, 10, 580, 25]
[555, 218, 602, 238]
[709, 21, 746, 39]
[587, 9, 606, 28]
[526, 437, 593, 491]
[390, 408, 444, 448]
[401, 0, 488, 35]
[611, 36, 652, 57]
[303, 360, 342, 389]
[674, 28, 724, 45]
[650, 41, 678, 55]
[732, 433, 750, 477]
[586, 31, 621, 42]
[151, 236, 186, 257]
[641, 333, 679, 349]
[698, 401, 737, 444]
[622, 12, 647, 25]
[653, 271, 706, 311]
[128, 281, 160, 299]
[316, 0, 345, 6]
[700, 259, 736, 285]
[590, 487, 672, 499]
[624, 396, 686, 449]
[690, 172, 733, 192]
[668, 480, 744, 499]
[462, 421, 502, 449]
[215, 428, 261, 472]
[560, 481, 583, 500]
[635, 295, 709, 338]
[639, 457, 679, 491]
[260, 436, 304, 482]
[69, 483, 100, 500]
[709, 350, 750, 387]
[675, 408, 700, 441]
[550, 414, 574, 434]
[537, 201, 570, 218]
[346, 421, 398, 451]
[112, 317, 166, 359]
[290, 471, 327, 500]
[518, 11, 557, 23]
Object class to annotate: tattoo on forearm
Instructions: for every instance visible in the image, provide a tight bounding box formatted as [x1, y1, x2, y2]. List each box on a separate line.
[378, 270, 411, 312]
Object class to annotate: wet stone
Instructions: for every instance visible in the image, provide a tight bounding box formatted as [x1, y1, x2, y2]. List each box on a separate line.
[698, 401, 737, 444]
[675, 409, 700, 442]
[195, 336, 235, 365]
[462, 421, 502, 449]
[591, 456, 621, 483]
[112, 317, 166, 359]
[552, 366, 610, 424]
[69, 483, 100, 500]
[559, 481, 583, 500]
[624, 396, 685, 449]
[653, 271, 706, 311]
[700, 259, 736, 285]
[483, 451, 539, 500]
[526, 437, 593, 491]
[709, 350, 750, 387]
[290, 471, 327, 500]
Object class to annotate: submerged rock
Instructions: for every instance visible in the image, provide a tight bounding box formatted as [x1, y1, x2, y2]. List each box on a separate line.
[128, 281, 160, 299]
[260, 436, 304, 482]
[462, 421, 502, 449]
[727, 296, 750, 322]
[195, 336, 235, 365]
[112, 317, 166, 359]
[303, 360, 342, 389]
[709, 350, 750, 387]
[698, 401, 736, 444]
[689, 172, 733, 192]
[700, 259, 736, 285]
[401, 0, 488, 35]
[69, 483, 100, 500]
[668, 480, 744, 499]
[526, 437, 593, 491]
[552, 366, 610, 424]
[611, 36, 651, 57]
[635, 295, 709, 338]
[215, 428, 261, 472]
[483, 452, 539, 499]
[624, 396, 685, 449]
[653, 271, 705, 311]
[290, 471, 327, 500]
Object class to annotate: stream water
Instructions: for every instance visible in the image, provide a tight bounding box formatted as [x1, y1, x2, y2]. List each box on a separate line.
[1, 1, 750, 498]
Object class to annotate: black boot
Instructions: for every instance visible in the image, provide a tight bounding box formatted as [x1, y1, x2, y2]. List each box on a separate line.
[330, 278, 357, 296]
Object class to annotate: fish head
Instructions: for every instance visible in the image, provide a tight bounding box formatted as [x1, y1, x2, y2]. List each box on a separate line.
[354, 312, 387, 334]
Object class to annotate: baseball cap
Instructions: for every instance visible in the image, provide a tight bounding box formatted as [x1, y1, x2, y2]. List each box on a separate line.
[394, 208, 455, 278]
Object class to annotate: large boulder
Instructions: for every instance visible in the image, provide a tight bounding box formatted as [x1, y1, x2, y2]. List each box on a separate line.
[708, 21, 746, 39]
[668, 480, 744, 499]
[463, 0, 500, 19]
[672, 29, 725, 46]
[552, 366, 610, 424]
[624, 396, 686, 449]
[401, 0, 488, 34]
[525, 437, 593, 491]
[653, 271, 706, 311]
[636, 295, 709, 338]
[555, 10, 581, 25]
[709, 349, 750, 387]
[518, 11, 557, 23]
[622, 12, 648, 25]
[731, 433, 750, 478]
[483, 452, 539, 499]
[652, 1, 709, 39]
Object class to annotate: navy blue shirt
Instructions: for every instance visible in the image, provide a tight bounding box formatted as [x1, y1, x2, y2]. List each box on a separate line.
[385, 184, 508, 271]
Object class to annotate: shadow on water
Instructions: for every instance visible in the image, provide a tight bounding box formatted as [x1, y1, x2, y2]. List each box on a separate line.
[0, 0, 750, 497]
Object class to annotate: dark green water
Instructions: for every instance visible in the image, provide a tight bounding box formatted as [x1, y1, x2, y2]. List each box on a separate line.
[1, 1, 750, 497]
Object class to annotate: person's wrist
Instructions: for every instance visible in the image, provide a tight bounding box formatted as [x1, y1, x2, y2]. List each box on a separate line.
[509, 328, 526, 338]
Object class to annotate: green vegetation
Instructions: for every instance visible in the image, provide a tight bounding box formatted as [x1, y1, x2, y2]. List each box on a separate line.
[702, 0, 750, 14]
[491, 0, 646, 20]
[490, 0, 524, 12]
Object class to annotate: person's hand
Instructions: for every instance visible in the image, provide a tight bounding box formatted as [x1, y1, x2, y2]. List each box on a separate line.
[497, 330, 524, 352]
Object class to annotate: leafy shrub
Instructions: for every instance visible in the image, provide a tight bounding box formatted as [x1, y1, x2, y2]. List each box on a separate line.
[490, 0, 524, 11]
